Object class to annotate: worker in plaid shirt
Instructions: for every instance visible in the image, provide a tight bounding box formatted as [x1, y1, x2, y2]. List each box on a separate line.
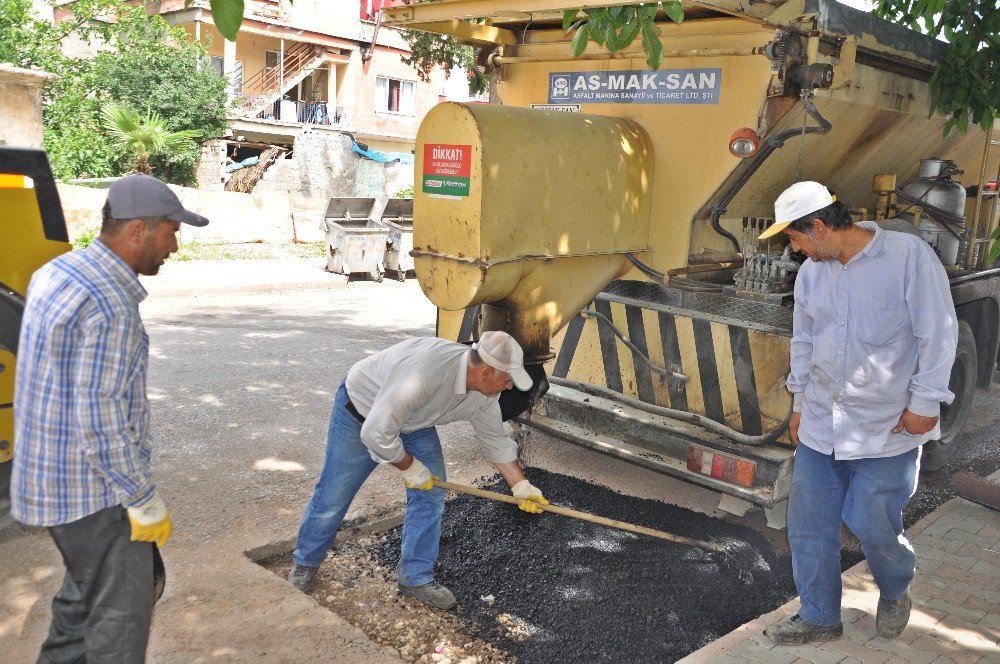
[13, 174, 208, 663]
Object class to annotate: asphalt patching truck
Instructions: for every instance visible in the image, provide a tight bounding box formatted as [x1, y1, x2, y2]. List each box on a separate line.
[385, 0, 1000, 527]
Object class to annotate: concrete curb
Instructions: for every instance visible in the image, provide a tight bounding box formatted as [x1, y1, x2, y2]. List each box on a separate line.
[139, 258, 352, 298]
[145, 278, 349, 299]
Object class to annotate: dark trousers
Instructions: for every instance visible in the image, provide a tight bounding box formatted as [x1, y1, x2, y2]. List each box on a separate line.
[39, 506, 154, 664]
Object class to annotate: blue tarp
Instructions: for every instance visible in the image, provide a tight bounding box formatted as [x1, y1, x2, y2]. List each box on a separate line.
[351, 141, 414, 165]
[226, 156, 259, 172]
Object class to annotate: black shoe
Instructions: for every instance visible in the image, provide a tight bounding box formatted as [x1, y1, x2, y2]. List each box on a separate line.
[288, 564, 318, 592]
[765, 613, 843, 645]
[876, 590, 911, 639]
[397, 581, 456, 610]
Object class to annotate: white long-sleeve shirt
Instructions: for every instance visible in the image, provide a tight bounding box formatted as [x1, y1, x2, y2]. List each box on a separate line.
[345, 337, 518, 464]
[788, 222, 958, 459]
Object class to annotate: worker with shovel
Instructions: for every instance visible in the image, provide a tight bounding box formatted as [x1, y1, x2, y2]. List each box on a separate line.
[288, 331, 548, 610]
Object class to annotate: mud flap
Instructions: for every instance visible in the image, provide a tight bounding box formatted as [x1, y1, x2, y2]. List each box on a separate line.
[499, 365, 549, 422]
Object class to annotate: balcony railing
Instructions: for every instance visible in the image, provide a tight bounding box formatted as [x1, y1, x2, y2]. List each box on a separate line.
[235, 41, 327, 116]
[254, 99, 350, 126]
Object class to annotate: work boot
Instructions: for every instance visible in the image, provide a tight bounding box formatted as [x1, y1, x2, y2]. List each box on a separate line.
[288, 564, 318, 592]
[765, 614, 843, 645]
[397, 580, 456, 610]
[876, 590, 911, 639]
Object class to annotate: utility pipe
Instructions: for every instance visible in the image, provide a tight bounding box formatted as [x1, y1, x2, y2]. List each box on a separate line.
[548, 376, 792, 446]
[279, 38, 285, 93]
[489, 47, 764, 67]
[966, 126, 994, 268]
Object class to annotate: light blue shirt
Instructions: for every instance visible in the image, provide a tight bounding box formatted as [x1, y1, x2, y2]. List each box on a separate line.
[788, 221, 957, 459]
[12, 239, 154, 526]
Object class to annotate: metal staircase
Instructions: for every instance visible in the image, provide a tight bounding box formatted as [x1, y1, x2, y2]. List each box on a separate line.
[235, 42, 332, 119]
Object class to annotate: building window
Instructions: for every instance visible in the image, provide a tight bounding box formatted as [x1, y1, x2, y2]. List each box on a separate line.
[209, 56, 243, 94]
[265, 50, 280, 72]
[375, 76, 415, 115]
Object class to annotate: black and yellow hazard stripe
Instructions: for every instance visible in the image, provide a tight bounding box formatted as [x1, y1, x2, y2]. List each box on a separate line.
[551, 297, 793, 443]
[434, 294, 793, 443]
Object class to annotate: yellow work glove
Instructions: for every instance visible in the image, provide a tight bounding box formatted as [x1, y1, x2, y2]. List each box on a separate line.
[399, 457, 435, 491]
[511, 479, 549, 514]
[126, 493, 172, 548]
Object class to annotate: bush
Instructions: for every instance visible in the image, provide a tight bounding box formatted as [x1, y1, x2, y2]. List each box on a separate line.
[2, 0, 228, 184]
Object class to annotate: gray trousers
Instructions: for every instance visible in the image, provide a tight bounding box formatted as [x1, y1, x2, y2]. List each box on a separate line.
[39, 506, 154, 664]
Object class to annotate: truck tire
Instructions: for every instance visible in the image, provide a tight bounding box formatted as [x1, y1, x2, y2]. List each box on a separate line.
[922, 321, 977, 472]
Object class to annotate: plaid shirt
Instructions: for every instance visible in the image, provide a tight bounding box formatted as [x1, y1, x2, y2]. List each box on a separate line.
[12, 239, 154, 526]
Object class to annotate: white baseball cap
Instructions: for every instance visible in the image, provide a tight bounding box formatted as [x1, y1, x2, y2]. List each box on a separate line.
[759, 181, 836, 239]
[473, 331, 532, 391]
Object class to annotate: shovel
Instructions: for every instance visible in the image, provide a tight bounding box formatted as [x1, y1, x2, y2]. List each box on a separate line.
[433, 479, 726, 554]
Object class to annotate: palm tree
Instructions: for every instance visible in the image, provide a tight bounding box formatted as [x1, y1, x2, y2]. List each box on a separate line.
[100, 102, 201, 175]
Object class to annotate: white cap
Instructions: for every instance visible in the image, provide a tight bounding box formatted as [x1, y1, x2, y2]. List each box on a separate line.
[473, 331, 532, 391]
[760, 181, 836, 239]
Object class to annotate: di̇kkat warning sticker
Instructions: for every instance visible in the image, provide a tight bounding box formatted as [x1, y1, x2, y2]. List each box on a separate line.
[422, 144, 472, 199]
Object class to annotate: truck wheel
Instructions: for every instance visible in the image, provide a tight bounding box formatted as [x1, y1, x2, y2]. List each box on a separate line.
[923, 321, 977, 472]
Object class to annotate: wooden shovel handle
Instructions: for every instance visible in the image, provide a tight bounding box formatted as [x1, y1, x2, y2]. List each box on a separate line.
[433, 479, 724, 554]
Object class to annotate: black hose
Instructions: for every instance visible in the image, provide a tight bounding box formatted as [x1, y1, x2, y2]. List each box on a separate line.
[669, 277, 726, 292]
[549, 376, 792, 446]
[626, 253, 665, 281]
[626, 254, 726, 291]
[579, 309, 686, 382]
[711, 205, 741, 254]
[702, 96, 832, 253]
[894, 185, 967, 237]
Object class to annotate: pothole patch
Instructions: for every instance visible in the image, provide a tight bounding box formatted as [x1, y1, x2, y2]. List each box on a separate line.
[255, 469, 798, 663]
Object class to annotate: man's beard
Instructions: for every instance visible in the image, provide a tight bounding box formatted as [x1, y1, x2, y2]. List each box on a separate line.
[137, 248, 164, 275]
[809, 238, 839, 262]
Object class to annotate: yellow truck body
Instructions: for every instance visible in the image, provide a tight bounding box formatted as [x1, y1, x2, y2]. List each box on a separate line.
[398, 0, 1000, 523]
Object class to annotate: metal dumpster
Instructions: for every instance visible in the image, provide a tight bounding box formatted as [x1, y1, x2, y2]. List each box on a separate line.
[380, 198, 414, 281]
[321, 197, 389, 281]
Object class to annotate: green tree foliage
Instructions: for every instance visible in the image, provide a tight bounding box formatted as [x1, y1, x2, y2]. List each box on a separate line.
[988, 224, 1000, 265]
[875, 0, 997, 135]
[100, 102, 201, 174]
[0, 0, 61, 67]
[563, 3, 683, 69]
[0, 0, 228, 184]
[399, 29, 489, 96]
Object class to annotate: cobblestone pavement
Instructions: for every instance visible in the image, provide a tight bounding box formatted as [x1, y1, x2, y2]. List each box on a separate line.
[679, 481, 1000, 664]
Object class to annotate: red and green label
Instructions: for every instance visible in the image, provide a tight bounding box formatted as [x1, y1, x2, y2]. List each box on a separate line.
[422, 143, 472, 198]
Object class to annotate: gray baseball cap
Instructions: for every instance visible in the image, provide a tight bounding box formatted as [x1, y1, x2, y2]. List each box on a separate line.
[106, 173, 209, 227]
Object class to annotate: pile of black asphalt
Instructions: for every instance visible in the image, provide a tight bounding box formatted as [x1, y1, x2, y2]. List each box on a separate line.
[375, 468, 797, 663]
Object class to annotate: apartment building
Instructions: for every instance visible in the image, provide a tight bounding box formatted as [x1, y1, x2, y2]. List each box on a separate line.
[153, 0, 470, 151]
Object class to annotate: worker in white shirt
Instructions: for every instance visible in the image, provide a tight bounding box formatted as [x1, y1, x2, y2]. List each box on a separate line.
[288, 331, 547, 609]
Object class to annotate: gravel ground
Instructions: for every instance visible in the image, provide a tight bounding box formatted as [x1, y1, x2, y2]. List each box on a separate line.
[261, 468, 798, 664]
